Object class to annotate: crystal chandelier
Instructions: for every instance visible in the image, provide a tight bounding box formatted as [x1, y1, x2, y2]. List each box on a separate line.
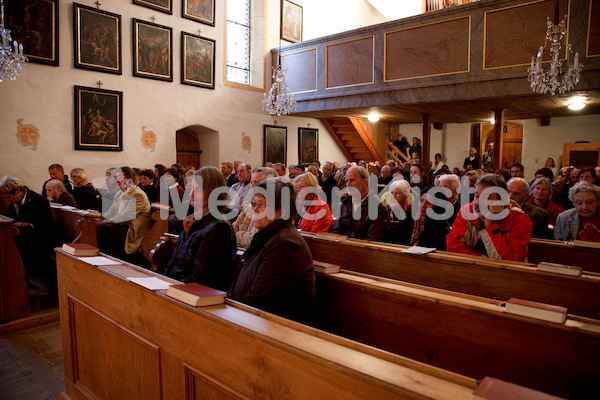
[262, 57, 296, 116]
[527, 8, 582, 96]
[0, 0, 27, 83]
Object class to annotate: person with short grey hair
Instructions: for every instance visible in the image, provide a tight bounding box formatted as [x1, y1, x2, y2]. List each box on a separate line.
[446, 174, 532, 261]
[438, 174, 461, 225]
[554, 182, 600, 242]
[507, 177, 550, 239]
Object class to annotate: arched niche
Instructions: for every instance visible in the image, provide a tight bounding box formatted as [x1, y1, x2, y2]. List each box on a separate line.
[176, 125, 219, 169]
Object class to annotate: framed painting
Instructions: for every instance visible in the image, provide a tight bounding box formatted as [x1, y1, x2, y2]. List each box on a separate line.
[4, 0, 59, 66]
[74, 3, 121, 74]
[181, 32, 215, 89]
[74, 86, 123, 151]
[298, 128, 318, 165]
[264, 125, 287, 165]
[133, 19, 173, 82]
[281, 0, 302, 43]
[133, 0, 173, 15]
[182, 0, 215, 26]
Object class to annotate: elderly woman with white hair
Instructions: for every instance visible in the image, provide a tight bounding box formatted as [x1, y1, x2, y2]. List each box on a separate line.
[554, 182, 600, 242]
[526, 177, 564, 226]
[45, 179, 77, 207]
[385, 179, 414, 245]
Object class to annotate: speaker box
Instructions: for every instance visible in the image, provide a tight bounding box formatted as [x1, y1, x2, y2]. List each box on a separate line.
[433, 122, 443, 130]
[539, 117, 551, 126]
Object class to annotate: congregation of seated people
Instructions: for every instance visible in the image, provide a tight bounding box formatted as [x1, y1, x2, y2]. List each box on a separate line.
[2, 152, 600, 323]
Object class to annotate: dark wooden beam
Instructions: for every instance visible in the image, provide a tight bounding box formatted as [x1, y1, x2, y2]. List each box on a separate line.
[492, 109, 504, 171]
[422, 114, 430, 170]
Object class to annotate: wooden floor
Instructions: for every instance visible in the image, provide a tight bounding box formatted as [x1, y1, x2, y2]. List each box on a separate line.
[0, 320, 64, 400]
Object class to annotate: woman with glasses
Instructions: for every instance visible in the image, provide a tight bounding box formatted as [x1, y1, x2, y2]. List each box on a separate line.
[230, 177, 315, 324]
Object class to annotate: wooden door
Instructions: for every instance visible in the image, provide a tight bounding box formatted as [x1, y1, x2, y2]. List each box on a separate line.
[480, 122, 522, 169]
[176, 129, 202, 169]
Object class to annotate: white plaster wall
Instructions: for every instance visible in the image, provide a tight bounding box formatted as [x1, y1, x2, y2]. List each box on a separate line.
[0, 0, 354, 192]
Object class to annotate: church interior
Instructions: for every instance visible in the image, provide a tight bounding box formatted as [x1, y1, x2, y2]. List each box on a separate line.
[1, 0, 600, 399]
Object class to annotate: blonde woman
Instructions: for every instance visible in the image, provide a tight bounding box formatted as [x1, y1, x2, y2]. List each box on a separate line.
[294, 172, 333, 233]
[71, 168, 101, 210]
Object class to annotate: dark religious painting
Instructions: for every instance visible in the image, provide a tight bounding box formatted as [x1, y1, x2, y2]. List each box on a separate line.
[181, 32, 215, 89]
[182, 0, 215, 26]
[74, 3, 121, 74]
[281, 0, 302, 43]
[264, 125, 287, 165]
[298, 128, 318, 165]
[133, 19, 173, 81]
[74, 86, 123, 151]
[133, 0, 173, 15]
[4, 0, 59, 65]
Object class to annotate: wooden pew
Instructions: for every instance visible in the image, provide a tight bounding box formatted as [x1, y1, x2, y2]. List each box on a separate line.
[0, 215, 29, 323]
[50, 204, 169, 264]
[314, 269, 600, 399]
[55, 250, 480, 400]
[302, 233, 600, 320]
[528, 238, 600, 272]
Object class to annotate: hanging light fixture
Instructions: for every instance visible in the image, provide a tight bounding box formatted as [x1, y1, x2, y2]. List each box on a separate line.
[262, 42, 296, 116]
[527, 2, 582, 96]
[0, 0, 27, 83]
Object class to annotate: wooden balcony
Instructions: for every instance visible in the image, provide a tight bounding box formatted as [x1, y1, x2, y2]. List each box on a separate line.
[275, 0, 600, 123]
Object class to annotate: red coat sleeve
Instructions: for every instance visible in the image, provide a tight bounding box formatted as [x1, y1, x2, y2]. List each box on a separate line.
[446, 204, 483, 257]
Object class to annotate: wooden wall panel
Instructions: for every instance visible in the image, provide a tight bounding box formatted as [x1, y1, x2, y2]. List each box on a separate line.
[281, 48, 317, 93]
[69, 298, 161, 400]
[185, 364, 251, 400]
[484, 0, 569, 69]
[384, 17, 470, 81]
[326, 37, 374, 88]
[588, 0, 600, 57]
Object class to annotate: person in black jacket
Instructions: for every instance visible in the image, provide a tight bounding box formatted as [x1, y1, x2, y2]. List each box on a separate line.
[163, 166, 236, 291]
[409, 187, 450, 250]
[230, 177, 315, 324]
[41, 163, 74, 197]
[139, 169, 159, 204]
[1, 175, 57, 271]
[70, 168, 101, 211]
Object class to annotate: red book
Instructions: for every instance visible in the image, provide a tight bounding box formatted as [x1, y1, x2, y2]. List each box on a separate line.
[166, 283, 226, 307]
[505, 298, 567, 324]
[472, 377, 564, 400]
[61, 243, 99, 256]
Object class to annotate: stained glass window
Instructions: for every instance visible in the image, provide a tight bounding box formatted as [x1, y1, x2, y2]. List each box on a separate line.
[227, 0, 250, 85]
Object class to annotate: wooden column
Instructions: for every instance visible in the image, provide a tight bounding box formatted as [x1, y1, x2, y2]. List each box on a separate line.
[492, 109, 504, 171]
[422, 114, 430, 170]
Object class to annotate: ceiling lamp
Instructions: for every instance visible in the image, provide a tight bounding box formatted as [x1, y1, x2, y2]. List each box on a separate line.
[367, 114, 380, 122]
[567, 103, 585, 110]
[0, 0, 28, 83]
[527, 2, 582, 96]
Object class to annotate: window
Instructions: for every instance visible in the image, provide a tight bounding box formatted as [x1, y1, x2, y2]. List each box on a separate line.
[227, 0, 250, 85]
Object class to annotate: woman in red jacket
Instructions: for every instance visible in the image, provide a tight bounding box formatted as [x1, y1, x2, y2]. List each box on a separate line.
[294, 172, 334, 233]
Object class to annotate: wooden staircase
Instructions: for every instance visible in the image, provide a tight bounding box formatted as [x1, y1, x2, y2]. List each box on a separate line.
[321, 118, 383, 163]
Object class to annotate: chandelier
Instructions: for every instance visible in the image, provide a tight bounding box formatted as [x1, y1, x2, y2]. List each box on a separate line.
[527, 8, 582, 96]
[0, 0, 27, 83]
[262, 57, 296, 116]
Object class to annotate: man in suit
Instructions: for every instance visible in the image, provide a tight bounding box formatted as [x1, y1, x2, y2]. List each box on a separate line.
[221, 162, 237, 187]
[507, 178, 550, 239]
[96, 166, 152, 259]
[0, 175, 57, 272]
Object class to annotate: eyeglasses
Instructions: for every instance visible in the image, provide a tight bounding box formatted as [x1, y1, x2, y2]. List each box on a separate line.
[251, 201, 266, 211]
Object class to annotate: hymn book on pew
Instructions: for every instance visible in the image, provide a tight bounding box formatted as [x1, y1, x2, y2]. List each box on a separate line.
[166, 283, 226, 306]
[504, 298, 567, 324]
[471, 377, 564, 400]
[536, 262, 582, 276]
[313, 261, 341, 274]
[61, 243, 99, 256]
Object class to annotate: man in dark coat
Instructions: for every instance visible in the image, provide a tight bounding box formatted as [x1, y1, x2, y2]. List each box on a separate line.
[41, 163, 74, 197]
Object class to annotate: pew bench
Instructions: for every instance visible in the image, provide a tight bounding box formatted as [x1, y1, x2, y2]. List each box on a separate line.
[528, 238, 600, 272]
[314, 269, 600, 399]
[56, 250, 482, 400]
[302, 232, 600, 320]
[0, 215, 29, 323]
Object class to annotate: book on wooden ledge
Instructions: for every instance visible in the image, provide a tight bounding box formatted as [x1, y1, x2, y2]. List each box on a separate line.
[504, 298, 567, 324]
[573, 239, 600, 249]
[313, 261, 341, 274]
[166, 283, 226, 307]
[61, 243, 99, 256]
[472, 376, 564, 400]
[536, 262, 582, 277]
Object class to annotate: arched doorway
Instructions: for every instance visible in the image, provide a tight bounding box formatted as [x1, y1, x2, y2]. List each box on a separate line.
[176, 125, 219, 168]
